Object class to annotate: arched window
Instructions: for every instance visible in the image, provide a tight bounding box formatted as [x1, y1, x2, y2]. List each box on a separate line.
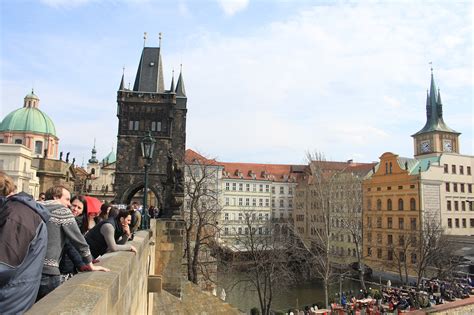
[377, 199, 382, 211]
[398, 198, 404, 211]
[389, 162, 393, 174]
[385, 162, 388, 174]
[387, 199, 392, 211]
[91, 168, 96, 175]
[367, 199, 372, 210]
[410, 198, 416, 211]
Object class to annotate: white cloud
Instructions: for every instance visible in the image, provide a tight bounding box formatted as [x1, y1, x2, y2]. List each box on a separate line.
[216, 0, 249, 16]
[2, 1, 472, 165]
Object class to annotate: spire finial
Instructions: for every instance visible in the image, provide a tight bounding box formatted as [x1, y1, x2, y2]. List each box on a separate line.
[159, 32, 162, 47]
[429, 61, 433, 74]
[180, 63, 183, 72]
[122, 66, 125, 75]
[143, 32, 147, 47]
[94, 138, 96, 148]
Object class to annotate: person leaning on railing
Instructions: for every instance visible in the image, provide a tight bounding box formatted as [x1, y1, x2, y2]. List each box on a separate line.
[85, 209, 137, 258]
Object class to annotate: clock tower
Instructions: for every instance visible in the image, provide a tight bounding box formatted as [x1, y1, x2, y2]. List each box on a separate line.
[412, 70, 460, 157]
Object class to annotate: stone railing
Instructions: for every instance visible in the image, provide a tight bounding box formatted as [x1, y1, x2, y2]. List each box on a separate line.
[28, 222, 157, 314]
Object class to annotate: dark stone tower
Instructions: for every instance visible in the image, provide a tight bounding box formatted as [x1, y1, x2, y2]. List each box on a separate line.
[114, 46, 187, 217]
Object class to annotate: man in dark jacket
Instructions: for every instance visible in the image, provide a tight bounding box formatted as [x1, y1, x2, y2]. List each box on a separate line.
[0, 172, 50, 313]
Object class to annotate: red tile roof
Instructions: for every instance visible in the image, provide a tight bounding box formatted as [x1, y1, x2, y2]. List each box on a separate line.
[185, 149, 222, 166]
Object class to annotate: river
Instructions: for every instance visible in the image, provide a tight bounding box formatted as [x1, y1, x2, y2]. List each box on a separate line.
[218, 271, 365, 313]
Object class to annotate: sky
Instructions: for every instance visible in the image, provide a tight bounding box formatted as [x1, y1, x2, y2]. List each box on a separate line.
[1, 0, 473, 165]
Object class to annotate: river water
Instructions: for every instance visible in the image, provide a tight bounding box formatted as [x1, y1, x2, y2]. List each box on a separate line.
[218, 271, 364, 313]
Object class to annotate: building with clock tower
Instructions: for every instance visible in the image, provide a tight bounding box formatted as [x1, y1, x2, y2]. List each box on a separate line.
[363, 70, 473, 281]
[412, 70, 460, 156]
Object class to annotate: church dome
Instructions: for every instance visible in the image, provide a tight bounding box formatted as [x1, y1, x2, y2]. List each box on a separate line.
[0, 91, 57, 137]
[102, 149, 116, 165]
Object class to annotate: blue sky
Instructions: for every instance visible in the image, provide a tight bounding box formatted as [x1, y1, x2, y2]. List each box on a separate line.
[1, 0, 472, 165]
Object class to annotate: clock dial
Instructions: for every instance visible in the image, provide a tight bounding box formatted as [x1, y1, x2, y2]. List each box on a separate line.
[443, 140, 453, 152]
[421, 140, 431, 153]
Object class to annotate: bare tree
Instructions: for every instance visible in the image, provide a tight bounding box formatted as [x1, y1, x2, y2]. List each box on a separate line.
[223, 211, 295, 315]
[183, 152, 222, 287]
[336, 172, 367, 290]
[290, 152, 340, 308]
[414, 216, 460, 285]
[291, 152, 373, 307]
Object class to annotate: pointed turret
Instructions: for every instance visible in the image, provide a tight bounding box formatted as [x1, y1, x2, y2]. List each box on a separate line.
[119, 73, 125, 91]
[425, 90, 431, 119]
[412, 70, 458, 136]
[133, 47, 165, 93]
[175, 67, 186, 97]
[169, 70, 175, 92]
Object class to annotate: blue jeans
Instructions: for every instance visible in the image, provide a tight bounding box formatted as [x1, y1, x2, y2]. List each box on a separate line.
[36, 274, 61, 301]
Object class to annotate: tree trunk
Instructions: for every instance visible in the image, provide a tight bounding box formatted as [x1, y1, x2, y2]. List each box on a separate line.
[191, 221, 202, 284]
[324, 278, 329, 309]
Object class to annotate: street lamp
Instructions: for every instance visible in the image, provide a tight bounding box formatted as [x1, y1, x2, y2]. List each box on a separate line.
[141, 131, 155, 229]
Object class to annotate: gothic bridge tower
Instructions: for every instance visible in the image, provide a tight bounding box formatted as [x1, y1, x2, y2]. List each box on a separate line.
[114, 45, 187, 217]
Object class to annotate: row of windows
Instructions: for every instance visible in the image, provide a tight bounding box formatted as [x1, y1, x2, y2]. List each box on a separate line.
[444, 164, 471, 175]
[8, 139, 45, 154]
[224, 197, 293, 208]
[223, 212, 270, 221]
[367, 233, 416, 246]
[367, 247, 417, 263]
[447, 218, 474, 229]
[367, 198, 416, 211]
[445, 182, 473, 193]
[368, 185, 416, 192]
[446, 200, 473, 211]
[223, 226, 270, 235]
[331, 233, 355, 243]
[367, 217, 417, 230]
[224, 182, 293, 194]
[128, 120, 162, 131]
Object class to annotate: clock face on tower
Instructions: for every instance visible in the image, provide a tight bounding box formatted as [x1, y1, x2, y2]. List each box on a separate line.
[420, 140, 431, 153]
[443, 139, 453, 152]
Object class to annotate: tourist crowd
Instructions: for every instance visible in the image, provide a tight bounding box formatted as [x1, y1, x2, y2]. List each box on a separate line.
[0, 172, 145, 314]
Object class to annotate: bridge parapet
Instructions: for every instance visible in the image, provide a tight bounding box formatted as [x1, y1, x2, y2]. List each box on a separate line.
[27, 222, 156, 315]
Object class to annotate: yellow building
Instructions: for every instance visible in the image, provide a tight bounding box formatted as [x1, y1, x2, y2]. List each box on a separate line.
[362, 152, 421, 277]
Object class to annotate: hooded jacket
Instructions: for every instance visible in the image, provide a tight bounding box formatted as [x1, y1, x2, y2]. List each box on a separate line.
[0, 192, 50, 314]
[40, 200, 92, 276]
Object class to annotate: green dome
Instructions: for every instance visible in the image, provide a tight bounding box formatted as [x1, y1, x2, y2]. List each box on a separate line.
[102, 150, 116, 165]
[0, 107, 57, 136]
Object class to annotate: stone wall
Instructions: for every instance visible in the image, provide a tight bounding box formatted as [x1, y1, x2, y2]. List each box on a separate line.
[26, 219, 243, 314]
[27, 223, 155, 315]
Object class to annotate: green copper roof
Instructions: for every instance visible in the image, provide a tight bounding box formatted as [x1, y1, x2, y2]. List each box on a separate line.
[412, 71, 459, 136]
[0, 107, 57, 136]
[102, 149, 116, 165]
[409, 156, 440, 175]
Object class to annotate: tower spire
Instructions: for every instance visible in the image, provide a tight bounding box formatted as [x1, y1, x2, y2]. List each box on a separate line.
[169, 69, 175, 92]
[88, 139, 98, 164]
[175, 64, 186, 97]
[119, 67, 125, 90]
[412, 69, 459, 138]
[143, 32, 147, 47]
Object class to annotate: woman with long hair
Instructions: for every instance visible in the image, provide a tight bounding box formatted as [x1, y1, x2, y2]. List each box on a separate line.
[70, 195, 89, 234]
[85, 209, 137, 258]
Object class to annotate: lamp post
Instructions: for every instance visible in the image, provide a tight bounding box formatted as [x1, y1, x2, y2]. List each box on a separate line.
[140, 131, 155, 229]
